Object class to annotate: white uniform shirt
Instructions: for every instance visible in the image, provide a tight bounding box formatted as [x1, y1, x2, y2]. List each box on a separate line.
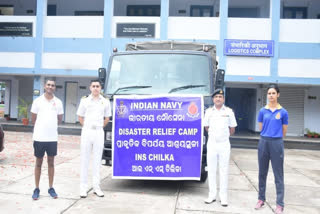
[77, 94, 111, 129]
[31, 95, 64, 142]
[204, 105, 237, 143]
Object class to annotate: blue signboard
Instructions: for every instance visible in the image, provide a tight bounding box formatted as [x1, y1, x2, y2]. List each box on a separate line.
[112, 95, 203, 180]
[224, 39, 274, 57]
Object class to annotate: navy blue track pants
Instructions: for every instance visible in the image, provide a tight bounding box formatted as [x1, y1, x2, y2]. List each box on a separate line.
[258, 136, 284, 207]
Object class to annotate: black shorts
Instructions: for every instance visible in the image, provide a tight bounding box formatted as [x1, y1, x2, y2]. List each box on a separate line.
[33, 141, 57, 158]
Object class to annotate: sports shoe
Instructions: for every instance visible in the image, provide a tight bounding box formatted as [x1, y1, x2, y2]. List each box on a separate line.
[255, 200, 265, 210]
[275, 205, 284, 214]
[204, 197, 216, 204]
[48, 187, 58, 199]
[32, 188, 40, 200]
[80, 189, 87, 198]
[221, 200, 228, 207]
[93, 188, 104, 197]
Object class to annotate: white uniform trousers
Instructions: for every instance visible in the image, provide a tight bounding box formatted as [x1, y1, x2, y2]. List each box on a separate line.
[80, 128, 104, 190]
[207, 139, 231, 202]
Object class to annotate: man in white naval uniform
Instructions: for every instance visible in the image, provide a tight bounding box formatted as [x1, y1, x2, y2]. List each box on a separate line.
[204, 89, 237, 207]
[77, 80, 111, 198]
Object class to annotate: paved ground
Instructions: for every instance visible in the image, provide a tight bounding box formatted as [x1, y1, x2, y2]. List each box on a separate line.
[0, 131, 319, 214]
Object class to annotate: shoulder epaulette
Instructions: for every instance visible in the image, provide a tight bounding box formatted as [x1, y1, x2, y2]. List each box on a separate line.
[100, 93, 107, 98]
[225, 106, 234, 112]
[82, 95, 89, 99]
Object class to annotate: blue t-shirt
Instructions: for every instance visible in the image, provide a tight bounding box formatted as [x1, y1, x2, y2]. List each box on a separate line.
[258, 104, 289, 138]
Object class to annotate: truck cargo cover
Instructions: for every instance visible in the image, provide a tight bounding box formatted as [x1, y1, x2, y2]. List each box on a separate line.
[126, 41, 216, 55]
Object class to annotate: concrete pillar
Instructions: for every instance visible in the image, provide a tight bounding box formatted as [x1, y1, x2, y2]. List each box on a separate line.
[218, 0, 229, 70]
[270, 0, 281, 80]
[34, 0, 47, 75]
[160, 0, 169, 40]
[103, 0, 113, 68]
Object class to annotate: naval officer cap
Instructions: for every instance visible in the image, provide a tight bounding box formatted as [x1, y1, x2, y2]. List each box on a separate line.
[212, 88, 224, 97]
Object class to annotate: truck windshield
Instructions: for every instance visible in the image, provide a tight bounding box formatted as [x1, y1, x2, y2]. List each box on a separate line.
[106, 53, 211, 95]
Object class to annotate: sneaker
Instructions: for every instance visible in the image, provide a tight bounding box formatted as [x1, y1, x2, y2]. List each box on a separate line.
[80, 189, 87, 198]
[255, 200, 265, 210]
[93, 188, 104, 197]
[221, 200, 228, 207]
[204, 197, 216, 204]
[275, 205, 284, 214]
[32, 188, 40, 200]
[48, 187, 58, 199]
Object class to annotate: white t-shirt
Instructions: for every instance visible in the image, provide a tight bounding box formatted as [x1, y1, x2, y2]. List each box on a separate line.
[31, 95, 64, 141]
[77, 94, 111, 129]
[204, 105, 237, 143]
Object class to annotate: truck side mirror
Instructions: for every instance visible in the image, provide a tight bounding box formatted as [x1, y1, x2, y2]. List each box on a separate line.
[215, 69, 225, 90]
[98, 68, 106, 89]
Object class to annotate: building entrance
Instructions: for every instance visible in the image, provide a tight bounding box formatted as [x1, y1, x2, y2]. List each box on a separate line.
[225, 88, 257, 132]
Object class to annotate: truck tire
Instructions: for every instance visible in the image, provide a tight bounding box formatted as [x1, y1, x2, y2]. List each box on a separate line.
[200, 170, 208, 182]
[104, 159, 112, 166]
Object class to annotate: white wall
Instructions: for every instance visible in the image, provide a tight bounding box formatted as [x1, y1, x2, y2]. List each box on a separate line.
[112, 17, 160, 38]
[304, 87, 320, 133]
[0, 52, 35, 68]
[278, 59, 320, 78]
[42, 53, 102, 70]
[168, 17, 220, 40]
[228, 18, 271, 39]
[0, 16, 37, 37]
[226, 56, 271, 76]
[279, 20, 320, 43]
[44, 16, 103, 38]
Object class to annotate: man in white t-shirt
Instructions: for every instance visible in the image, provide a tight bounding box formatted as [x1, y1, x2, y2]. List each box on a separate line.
[30, 79, 64, 200]
[77, 80, 111, 198]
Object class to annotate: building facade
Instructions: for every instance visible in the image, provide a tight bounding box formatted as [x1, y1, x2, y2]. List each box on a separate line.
[0, 0, 319, 136]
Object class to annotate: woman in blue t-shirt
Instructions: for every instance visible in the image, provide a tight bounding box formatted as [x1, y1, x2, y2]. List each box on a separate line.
[254, 84, 288, 214]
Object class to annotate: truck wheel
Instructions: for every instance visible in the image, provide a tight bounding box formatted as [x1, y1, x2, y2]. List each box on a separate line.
[104, 160, 112, 166]
[200, 171, 208, 182]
